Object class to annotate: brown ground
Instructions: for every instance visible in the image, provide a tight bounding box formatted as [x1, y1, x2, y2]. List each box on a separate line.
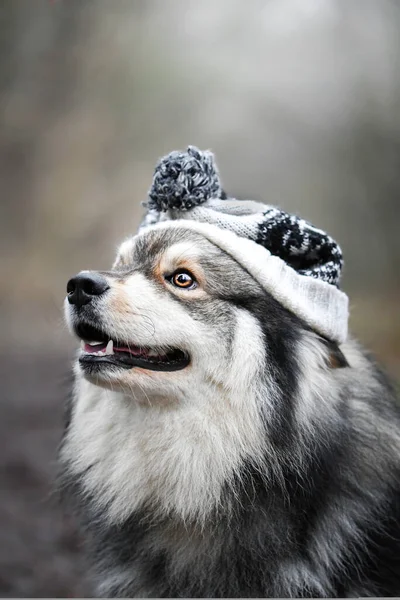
[0, 351, 88, 598]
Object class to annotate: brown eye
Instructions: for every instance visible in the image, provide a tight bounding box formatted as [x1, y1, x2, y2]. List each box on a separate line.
[170, 271, 196, 289]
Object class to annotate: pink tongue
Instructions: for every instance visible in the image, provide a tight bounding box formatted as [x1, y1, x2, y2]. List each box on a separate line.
[84, 342, 107, 353]
[114, 345, 147, 356]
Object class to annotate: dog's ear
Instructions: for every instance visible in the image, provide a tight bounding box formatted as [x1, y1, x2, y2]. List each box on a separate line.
[320, 338, 349, 369]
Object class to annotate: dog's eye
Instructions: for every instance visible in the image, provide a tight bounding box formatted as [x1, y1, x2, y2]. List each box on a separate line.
[168, 270, 197, 289]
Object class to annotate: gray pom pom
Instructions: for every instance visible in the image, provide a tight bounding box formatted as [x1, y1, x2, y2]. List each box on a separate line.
[147, 146, 222, 212]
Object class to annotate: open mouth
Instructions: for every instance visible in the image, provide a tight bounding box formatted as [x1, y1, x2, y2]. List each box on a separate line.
[75, 322, 190, 372]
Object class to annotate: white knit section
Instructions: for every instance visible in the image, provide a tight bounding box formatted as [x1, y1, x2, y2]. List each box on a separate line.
[136, 220, 349, 344]
[168, 205, 266, 241]
[203, 198, 274, 216]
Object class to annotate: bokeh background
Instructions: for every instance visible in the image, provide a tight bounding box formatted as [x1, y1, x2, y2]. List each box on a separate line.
[1, 0, 399, 596]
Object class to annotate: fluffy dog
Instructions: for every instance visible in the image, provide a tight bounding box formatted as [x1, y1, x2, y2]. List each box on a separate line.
[60, 148, 400, 597]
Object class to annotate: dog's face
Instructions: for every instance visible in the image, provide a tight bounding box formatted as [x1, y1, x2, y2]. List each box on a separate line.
[65, 226, 267, 402]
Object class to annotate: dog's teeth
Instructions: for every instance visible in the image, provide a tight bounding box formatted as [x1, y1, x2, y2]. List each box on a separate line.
[105, 340, 114, 355]
[80, 340, 85, 349]
[147, 349, 159, 357]
[88, 341, 103, 346]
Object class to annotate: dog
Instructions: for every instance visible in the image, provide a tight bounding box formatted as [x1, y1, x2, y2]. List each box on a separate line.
[59, 221, 400, 597]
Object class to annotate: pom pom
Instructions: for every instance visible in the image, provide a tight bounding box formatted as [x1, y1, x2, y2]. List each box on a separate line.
[147, 146, 222, 212]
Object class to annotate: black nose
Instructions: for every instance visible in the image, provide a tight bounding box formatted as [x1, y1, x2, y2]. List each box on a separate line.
[67, 272, 110, 307]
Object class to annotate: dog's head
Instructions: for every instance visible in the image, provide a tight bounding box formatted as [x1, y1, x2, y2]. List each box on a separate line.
[65, 147, 348, 411]
[65, 224, 310, 404]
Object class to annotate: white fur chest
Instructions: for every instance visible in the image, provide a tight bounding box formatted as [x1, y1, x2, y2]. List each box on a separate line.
[61, 372, 265, 524]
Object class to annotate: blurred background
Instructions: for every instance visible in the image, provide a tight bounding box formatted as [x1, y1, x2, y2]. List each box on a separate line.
[1, 0, 399, 596]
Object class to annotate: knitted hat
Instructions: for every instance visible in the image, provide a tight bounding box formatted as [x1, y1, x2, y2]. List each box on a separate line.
[139, 146, 348, 344]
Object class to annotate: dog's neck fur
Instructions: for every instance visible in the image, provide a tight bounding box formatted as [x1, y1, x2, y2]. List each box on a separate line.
[63, 375, 267, 525]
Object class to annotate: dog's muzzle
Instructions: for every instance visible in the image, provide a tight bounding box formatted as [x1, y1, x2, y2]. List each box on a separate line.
[66, 271, 191, 373]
